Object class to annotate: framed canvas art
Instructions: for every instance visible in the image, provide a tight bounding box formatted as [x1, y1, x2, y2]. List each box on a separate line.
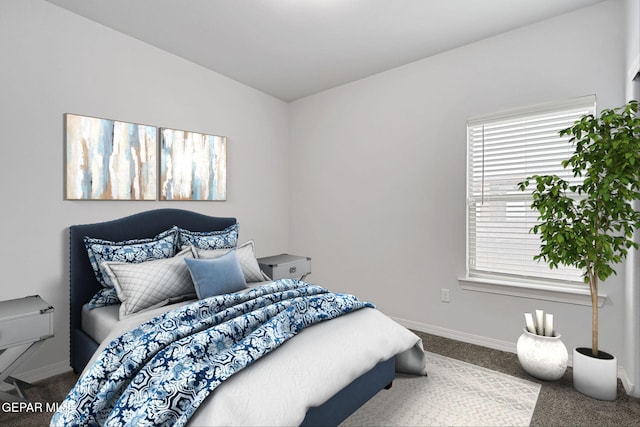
[65, 114, 157, 200]
[160, 128, 227, 201]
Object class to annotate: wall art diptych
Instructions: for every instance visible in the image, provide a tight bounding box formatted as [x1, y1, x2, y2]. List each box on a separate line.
[65, 114, 157, 200]
[160, 128, 227, 201]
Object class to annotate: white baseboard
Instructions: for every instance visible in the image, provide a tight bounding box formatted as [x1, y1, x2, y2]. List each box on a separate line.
[618, 366, 638, 397]
[0, 360, 71, 393]
[392, 317, 517, 354]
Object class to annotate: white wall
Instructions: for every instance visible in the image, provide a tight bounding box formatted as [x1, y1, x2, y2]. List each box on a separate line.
[290, 0, 631, 378]
[624, 0, 640, 397]
[0, 0, 290, 379]
[625, 0, 640, 101]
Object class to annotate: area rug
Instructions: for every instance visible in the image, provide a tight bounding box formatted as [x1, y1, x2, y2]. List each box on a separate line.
[341, 351, 541, 427]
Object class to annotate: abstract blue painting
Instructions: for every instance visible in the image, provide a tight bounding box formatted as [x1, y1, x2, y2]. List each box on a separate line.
[65, 114, 157, 200]
[160, 128, 227, 201]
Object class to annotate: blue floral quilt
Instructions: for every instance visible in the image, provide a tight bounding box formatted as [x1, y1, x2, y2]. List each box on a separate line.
[51, 279, 374, 427]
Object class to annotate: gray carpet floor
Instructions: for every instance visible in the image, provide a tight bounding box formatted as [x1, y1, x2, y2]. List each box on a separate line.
[1, 331, 639, 426]
[416, 332, 640, 427]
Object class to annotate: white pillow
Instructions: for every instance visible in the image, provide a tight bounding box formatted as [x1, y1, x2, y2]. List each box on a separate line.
[103, 248, 196, 317]
[194, 240, 269, 283]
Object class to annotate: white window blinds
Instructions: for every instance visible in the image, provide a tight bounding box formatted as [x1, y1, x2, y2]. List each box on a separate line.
[466, 96, 595, 284]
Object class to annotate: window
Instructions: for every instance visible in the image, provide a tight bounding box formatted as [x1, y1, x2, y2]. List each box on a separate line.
[466, 96, 595, 286]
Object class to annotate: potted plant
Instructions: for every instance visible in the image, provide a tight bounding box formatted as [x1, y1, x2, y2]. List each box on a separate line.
[518, 100, 640, 400]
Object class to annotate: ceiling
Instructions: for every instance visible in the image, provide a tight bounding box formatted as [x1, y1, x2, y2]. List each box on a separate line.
[46, 0, 604, 102]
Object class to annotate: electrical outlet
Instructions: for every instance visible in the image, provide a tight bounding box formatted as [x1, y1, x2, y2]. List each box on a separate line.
[441, 288, 450, 303]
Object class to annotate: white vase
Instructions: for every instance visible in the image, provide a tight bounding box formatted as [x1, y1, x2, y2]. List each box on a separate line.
[516, 329, 568, 381]
[573, 347, 617, 400]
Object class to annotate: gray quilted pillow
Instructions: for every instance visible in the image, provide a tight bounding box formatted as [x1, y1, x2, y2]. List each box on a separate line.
[103, 248, 196, 317]
[194, 240, 268, 283]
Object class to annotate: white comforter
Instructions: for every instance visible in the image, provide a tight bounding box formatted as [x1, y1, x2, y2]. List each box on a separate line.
[86, 292, 427, 426]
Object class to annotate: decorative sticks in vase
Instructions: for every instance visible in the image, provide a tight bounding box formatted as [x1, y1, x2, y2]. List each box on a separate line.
[524, 309, 555, 337]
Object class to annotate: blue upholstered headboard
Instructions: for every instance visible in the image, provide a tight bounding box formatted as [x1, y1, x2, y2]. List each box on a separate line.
[69, 208, 236, 372]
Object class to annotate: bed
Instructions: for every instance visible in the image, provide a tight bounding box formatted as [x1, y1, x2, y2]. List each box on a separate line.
[61, 208, 426, 426]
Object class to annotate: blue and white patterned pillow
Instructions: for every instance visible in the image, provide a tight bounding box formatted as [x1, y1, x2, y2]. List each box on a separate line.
[86, 287, 120, 310]
[84, 228, 178, 290]
[176, 223, 238, 250]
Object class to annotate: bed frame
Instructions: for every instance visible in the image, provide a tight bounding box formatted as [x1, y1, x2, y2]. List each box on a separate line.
[69, 208, 394, 426]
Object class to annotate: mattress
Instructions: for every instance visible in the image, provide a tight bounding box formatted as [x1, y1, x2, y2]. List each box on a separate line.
[81, 304, 119, 344]
[81, 282, 272, 344]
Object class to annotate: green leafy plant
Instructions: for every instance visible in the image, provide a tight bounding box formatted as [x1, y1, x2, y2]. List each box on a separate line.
[518, 100, 640, 356]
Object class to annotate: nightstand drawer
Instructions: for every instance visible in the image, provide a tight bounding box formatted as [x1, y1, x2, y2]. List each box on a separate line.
[258, 254, 312, 280]
[0, 296, 54, 350]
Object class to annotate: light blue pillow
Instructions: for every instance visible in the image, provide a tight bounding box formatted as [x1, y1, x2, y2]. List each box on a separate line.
[185, 249, 247, 299]
[177, 223, 238, 250]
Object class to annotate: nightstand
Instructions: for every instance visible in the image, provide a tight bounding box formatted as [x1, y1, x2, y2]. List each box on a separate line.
[258, 254, 312, 280]
[0, 295, 54, 402]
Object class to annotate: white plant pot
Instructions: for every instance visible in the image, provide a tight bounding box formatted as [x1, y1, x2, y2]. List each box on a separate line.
[516, 329, 568, 381]
[573, 347, 617, 401]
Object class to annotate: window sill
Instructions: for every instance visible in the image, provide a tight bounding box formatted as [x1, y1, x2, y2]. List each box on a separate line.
[458, 276, 606, 307]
